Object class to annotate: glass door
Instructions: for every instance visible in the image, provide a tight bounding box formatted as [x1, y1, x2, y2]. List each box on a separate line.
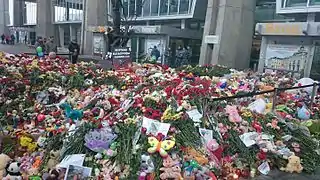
[310, 42, 320, 80]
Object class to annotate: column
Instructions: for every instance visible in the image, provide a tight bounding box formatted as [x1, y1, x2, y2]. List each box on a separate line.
[199, 0, 219, 65]
[13, 0, 23, 26]
[36, 0, 54, 38]
[0, 0, 9, 35]
[258, 36, 267, 73]
[83, 0, 108, 55]
[200, 0, 255, 69]
[59, 26, 64, 47]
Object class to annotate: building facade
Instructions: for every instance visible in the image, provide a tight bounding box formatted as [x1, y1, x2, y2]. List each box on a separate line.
[256, 0, 320, 79]
[85, 0, 206, 64]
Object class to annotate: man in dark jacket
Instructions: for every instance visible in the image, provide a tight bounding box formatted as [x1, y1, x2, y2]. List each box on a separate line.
[68, 40, 80, 64]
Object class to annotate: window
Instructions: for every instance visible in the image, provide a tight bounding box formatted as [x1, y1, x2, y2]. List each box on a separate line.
[24, 2, 37, 25]
[136, 0, 143, 16]
[129, 0, 136, 17]
[151, 0, 159, 16]
[122, 0, 129, 17]
[8, 0, 14, 26]
[179, 0, 189, 14]
[284, 0, 308, 7]
[143, 0, 151, 16]
[54, 0, 83, 22]
[160, 0, 169, 15]
[310, 0, 320, 5]
[169, 0, 178, 15]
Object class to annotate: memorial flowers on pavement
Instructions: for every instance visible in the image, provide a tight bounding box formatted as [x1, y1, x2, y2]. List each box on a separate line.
[0, 53, 319, 180]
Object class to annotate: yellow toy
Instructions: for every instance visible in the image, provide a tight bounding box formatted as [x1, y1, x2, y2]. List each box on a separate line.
[281, 155, 303, 173]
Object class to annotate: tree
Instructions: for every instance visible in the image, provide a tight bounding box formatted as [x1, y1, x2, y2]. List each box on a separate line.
[106, 0, 145, 52]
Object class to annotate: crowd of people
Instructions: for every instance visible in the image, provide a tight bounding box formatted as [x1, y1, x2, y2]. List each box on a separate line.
[150, 45, 193, 67]
[34, 37, 79, 64]
[1, 34, 16, 45]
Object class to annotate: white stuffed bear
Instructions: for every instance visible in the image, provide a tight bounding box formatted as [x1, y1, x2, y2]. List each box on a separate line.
[5, 162, 22, 180]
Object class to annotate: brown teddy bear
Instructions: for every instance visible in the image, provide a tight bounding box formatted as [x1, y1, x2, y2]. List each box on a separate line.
[281, 155, 303, 173]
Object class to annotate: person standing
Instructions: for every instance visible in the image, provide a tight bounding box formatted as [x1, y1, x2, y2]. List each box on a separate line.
[10, 34, 15, 45]
[68, 40, 80, 64]
[5, 35, 10, 44]
[24, 35, 27, 44]
[150, 46, 160, 62]
[45, 36, 57, 53]
[1, 34, 5, 44]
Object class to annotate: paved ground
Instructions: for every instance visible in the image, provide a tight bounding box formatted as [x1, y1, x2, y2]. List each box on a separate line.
[0, 43, 113, 69]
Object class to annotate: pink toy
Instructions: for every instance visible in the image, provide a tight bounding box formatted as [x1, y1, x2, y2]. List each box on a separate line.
[225, 105, 242, 123]
[206, 139, 223, 168]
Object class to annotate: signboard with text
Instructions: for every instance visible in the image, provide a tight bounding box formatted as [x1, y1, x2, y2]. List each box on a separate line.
[256, 23, 306, 36]
[112, 48, 132, 69]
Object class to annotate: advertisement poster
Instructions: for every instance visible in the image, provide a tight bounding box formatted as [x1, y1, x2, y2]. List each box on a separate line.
[112, 47, 132, 69]
[265, 44, 309, 72]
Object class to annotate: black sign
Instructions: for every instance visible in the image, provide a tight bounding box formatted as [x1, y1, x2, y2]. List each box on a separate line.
[112, 48, 132, 69]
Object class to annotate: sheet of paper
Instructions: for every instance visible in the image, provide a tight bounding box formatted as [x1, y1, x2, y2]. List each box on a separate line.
[248, 99, 266, 114]
[239, 132, 259, 147]
[186, 109, 202, 123]
[64, 164, 92, 180]
[199, 128, 213, 144]
[258, 161, 270, 175]
[142, 117, 171, 136]
[57, 154, 86, 169]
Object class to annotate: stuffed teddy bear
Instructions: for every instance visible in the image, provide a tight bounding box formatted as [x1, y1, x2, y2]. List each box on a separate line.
[225, 105, 242, 123]
[281, 155, 303, 173]
[5, 161, 22, 180]
[47, 150, 60, 170]
[160, 155, 182, 180]
[0, 154, 11, 179]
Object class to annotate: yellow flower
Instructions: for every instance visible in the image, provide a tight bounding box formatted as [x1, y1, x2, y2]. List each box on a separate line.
[20, 136, 33, 147]
[27, 142, 37, 152]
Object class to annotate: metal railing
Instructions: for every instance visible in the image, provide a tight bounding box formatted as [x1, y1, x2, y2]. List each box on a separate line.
[211, 83, 320, 112]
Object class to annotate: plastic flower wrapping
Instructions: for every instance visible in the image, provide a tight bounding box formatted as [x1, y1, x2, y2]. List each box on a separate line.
[84, 127, 117, 153]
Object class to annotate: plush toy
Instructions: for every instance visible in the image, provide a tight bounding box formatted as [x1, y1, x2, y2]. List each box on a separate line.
[5, 162, 22, 180]
[27, 167, 41, 180]
[59, 103, 83, 121]
[297, 105, 310, 120]
[225, 105, 242, 123]
[0, 154, 11, 179]
[159, 155, 182, 180]
[147, 137, 175, 158]
[206, 139, 223, 168]
[281, 155, 303, 173]
[47, 150, 60, 170]
[140, 154, 154, 176]
[45, 169, 61, 180]
[184, 147, 208, 165]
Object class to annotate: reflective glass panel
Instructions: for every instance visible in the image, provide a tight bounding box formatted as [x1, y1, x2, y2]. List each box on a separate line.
[129, 0, 135, 17]
[143, 0, 151, 16]
[8, 0, 14, 26]
[179, 0, 189, 14]
[285, 0, 307, 7]
[136, 0, 143, 16]
[310, 0, 320, 5]
[123, 0, 129, 17]
[151, 0, 159, 16]
[160, 0, 169, 15]
[169, 0, 178, 15]
[24, 2, 37, 25]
